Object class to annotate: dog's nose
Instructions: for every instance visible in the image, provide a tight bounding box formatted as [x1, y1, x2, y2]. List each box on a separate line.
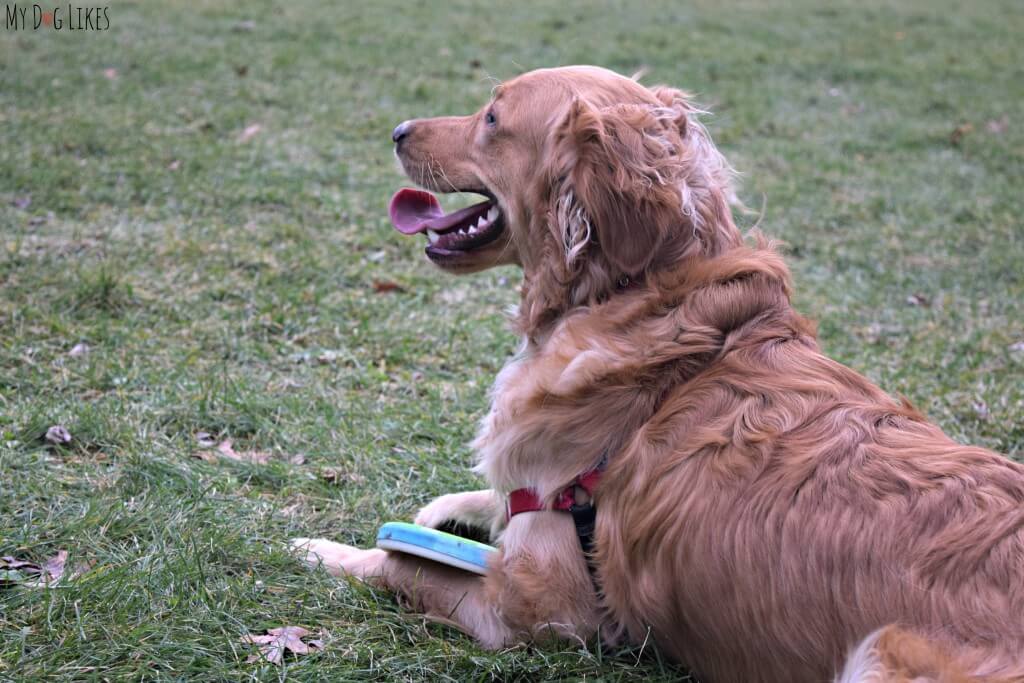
[392, 120, 414, 144]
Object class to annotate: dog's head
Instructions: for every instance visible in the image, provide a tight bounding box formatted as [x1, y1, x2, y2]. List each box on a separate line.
[390, 66, 740, 332]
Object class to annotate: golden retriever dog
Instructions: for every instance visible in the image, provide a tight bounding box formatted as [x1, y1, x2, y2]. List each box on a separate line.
[292, 66, 1024, 682]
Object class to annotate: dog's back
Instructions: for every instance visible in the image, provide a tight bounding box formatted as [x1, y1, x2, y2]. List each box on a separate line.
[593, 249, 1024, 681]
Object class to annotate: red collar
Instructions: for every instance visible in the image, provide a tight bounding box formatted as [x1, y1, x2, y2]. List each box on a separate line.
[506, 466, 603, 520]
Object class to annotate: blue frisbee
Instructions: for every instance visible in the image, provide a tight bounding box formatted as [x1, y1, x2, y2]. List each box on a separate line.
[376, 522, 496, 575]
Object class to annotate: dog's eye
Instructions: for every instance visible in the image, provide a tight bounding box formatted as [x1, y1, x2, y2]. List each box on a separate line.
[485, 110, 497, 128]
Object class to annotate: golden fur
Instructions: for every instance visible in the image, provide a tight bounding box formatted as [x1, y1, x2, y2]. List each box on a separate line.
[293, 66, 1024, 682]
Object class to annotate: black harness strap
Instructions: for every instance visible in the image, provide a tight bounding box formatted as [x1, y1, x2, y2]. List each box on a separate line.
[570, 499, 599, 578]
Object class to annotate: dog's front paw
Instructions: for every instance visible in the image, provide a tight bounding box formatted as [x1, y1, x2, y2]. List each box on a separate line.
[415, 490, 504, 541]
[290, 537, 387, 580]
[414, 493, 468, 529]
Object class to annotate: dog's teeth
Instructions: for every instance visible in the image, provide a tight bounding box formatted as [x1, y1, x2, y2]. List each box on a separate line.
[487, 207, 499, 222]
[427, 230, 440, 244]
[468, 225, 478, 234]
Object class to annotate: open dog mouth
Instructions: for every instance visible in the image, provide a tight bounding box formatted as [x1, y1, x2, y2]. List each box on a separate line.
[388, 188, 504, 259]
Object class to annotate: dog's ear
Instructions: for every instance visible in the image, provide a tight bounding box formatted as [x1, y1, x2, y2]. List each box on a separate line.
[647, 86, 696, 137]
[548, 98, 686, 276]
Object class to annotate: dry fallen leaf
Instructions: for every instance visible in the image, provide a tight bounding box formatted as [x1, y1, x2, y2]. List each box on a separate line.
[905, 293, 931, 307]
[194, 431, 217, 448]
[102, 68, 118, 80]
[168, 159, 181, 171]
[279, 502, 304, 518]
[191, 435, 303, 465]
[316, 350, 340, 364]
[320, 467, 365, 485]
[950, 122, 973, 146]
[44, 425, 72, 445]
[986, 115, 1009, 135]
[68, 342, 90, 357]
[216, 439, 271, 464]
[372, 279, 405, 293]
[40, 550, 67, 583]
[1010, 341, 1024, 353]
[0, 557, 38, 570]
[0, 556, 41, 585]
[241, 626, 322, 665]
[1, 565, 37, 586]
[238, 123, 262, 143]
[1, 551, 90, 587]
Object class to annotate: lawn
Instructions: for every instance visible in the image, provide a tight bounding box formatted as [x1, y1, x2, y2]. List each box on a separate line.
[1, 0, 1022, 680]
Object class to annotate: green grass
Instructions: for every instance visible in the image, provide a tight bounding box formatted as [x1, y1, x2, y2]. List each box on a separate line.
[1, 0, 1022, 679]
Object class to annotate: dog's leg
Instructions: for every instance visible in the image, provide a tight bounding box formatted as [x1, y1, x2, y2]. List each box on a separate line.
[291, 510, 598, 649]
[291, 536, 513, 646]
[414, 489, 505, 539]
[290, 538, 384, 578]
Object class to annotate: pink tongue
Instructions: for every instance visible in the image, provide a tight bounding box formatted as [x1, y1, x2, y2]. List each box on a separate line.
[389, 188, 444, 235]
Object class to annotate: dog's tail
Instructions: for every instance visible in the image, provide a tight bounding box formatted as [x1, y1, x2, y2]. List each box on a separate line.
[835, 625, 1022, 683]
